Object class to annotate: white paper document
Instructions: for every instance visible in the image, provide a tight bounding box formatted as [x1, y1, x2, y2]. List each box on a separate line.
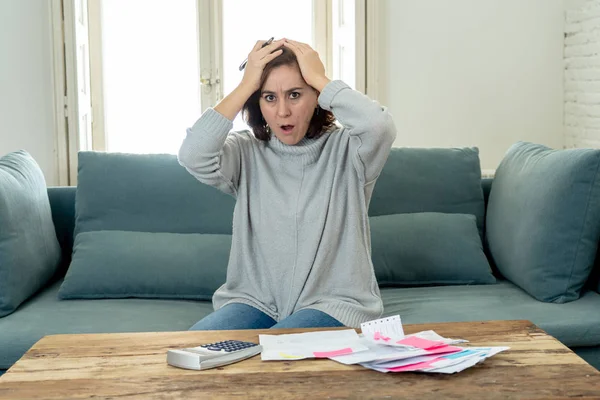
[330, 332, 466, 365]
[258, 315, 509, 374]
[360, 346, 510, 374]
[259, 329, 369, 361]
[360, 315, 405, 343]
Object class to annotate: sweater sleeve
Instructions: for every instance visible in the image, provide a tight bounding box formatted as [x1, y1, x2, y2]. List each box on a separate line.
[177, 108, 241, 197]
[318, 80, 397, 184]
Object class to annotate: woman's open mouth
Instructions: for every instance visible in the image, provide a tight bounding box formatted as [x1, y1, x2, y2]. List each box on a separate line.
[280, 125, 295, 135]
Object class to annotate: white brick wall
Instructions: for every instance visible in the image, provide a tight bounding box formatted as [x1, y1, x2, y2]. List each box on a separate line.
[564, 0, 600, 148]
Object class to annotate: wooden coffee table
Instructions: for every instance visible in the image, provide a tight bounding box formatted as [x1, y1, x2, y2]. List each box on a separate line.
[0, 320, 599, 399]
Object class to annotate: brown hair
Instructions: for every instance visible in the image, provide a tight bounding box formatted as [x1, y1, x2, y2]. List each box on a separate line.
[242, 46, 336, 141]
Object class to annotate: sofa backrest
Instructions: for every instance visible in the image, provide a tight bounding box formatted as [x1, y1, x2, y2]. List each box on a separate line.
[44, 152, 598, 292]
[368, 147, 486, 239]
[46, 177, 497, 278]
[47, 187, 76, 278]
[75, 152, 236, 237]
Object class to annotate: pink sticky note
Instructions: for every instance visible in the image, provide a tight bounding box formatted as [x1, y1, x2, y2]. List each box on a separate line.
[387, 359, 440, 372]
[374, 331, 391, 341]
[396, 336, 446, 350]
[313, 347, 354, 358]
[423, 345, 462, 356]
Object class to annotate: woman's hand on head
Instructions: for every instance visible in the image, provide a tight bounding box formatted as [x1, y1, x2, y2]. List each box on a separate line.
[241, 39, 285, 92]
[283, 39, 330, 92]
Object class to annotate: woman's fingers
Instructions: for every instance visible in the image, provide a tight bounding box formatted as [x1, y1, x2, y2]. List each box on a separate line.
[282, 39, 326, 90]
[283, 40, 303, 55]
[257, 39, 285, 59]
[241, 39, 284, 92]
[285, 39, 311, 51]
[251, 40, 267, 53]
[263, 48, 283, 63]
[285, 38, 305, 46]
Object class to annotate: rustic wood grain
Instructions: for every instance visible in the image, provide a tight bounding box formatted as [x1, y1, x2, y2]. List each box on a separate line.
[0, 320, 599, 399]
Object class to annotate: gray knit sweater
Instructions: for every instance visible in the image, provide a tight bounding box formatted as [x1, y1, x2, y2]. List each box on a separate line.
[178, 80, 396, 327]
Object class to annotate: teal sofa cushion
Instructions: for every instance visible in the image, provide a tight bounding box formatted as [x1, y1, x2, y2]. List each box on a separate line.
[47, 187, 76, 277]
[4, 279, 600, 371]
[370, 147, 485, 238]
[0, 280, 214, 369]
[371, 212, 495, 286]
[61, 152, 236, 299]
[486, 142, 600, 303]
[381, 280, 600, 348]
[74, 152, 235, 236]
[58, 231, 230, 300]
[0, 150, 61, 317]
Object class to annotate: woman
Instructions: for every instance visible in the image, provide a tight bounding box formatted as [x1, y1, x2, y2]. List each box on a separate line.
[178, 38, 396, 330]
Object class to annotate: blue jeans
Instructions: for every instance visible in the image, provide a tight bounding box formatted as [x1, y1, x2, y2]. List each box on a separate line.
[189, 303, 344, 330]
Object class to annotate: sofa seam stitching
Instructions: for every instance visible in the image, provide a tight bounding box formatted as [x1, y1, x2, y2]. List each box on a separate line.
[564, 153, 600, 302]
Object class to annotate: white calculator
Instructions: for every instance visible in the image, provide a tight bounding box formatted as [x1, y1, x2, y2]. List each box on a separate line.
[167, 340, 263, 371]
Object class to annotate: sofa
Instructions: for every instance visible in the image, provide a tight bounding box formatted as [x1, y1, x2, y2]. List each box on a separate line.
[2, 142, 600, 377]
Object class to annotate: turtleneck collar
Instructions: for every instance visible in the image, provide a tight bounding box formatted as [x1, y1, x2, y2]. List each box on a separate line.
[267, 130, 332, 165]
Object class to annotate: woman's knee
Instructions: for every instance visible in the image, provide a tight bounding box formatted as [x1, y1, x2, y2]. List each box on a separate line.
[270, 309, 344, 329]
[188, 303, 276, 330]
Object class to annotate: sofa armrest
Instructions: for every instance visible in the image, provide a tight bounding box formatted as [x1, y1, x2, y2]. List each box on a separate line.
[47, 186, 76, 278]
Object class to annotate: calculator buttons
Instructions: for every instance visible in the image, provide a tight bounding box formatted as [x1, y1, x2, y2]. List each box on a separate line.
[203, 340, 258, 352]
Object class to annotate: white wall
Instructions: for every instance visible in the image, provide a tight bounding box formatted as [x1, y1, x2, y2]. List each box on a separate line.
[564, 0, 600, 148]
[381, 0, 565, 171]
[0, 0, 58, 186]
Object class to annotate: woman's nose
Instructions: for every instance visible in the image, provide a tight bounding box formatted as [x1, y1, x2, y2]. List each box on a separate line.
[277, 100, 291, 117]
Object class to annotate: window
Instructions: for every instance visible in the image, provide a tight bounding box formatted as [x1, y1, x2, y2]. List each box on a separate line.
[99, 0, 201, 154]
[59, 0, 368, 172]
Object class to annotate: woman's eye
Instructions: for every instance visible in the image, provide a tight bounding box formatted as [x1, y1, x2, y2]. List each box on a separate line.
[265, 95, 275, 102]
[290, 92, 300, 99]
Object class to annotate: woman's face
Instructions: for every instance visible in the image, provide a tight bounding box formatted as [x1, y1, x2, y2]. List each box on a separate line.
[259, 64, 318, 145]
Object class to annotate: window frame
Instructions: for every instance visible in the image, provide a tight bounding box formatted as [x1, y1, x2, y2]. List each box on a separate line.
[53, 0, 376, 184]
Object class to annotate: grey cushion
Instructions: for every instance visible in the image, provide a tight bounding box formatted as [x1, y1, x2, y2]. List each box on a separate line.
[370, 147, 485, 238]
[58, 231, 230, 300]
[0, 280, 214, 369]
[75, 151, 235, 236]
[381, 281, 600, 348]
[0, 150, 61, 317]
[370, 212, 495, 286]
[486, 142, 600, 303]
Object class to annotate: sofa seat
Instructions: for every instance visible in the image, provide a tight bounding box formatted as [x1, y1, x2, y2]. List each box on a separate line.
[382, 279, 600, 348]
[0, 279, 214, 370]
[3, 278, 600, 372]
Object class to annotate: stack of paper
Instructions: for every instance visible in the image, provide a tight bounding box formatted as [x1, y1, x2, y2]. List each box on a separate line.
[331, 330, 508, 374]
[361, 346, 509, 373]
[259, 315, 509, 374]
[259, 329, 369, 360]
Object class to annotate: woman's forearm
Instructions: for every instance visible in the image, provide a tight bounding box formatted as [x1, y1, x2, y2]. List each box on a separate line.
[214, 83, 257, 121]
[319, 80, 397, 183]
